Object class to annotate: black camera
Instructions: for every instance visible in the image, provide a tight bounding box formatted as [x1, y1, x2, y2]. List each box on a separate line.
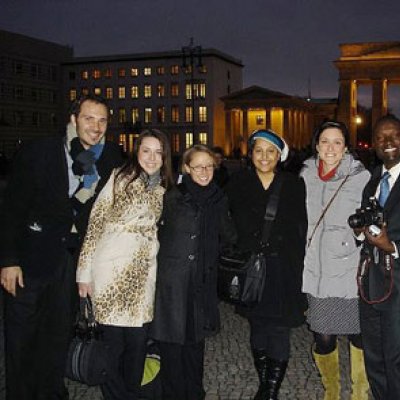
[348, 197, 384, 229]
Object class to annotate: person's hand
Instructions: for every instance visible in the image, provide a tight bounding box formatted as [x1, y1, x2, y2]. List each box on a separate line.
[364, 224, 395, 253]
[1, 266, 24, 296]
[78, 282, 93, 298]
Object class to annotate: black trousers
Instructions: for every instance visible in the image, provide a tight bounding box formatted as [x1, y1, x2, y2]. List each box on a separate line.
[100, 324, 149, 400]
[4, 252, 76, 400]
[158, 340, 206, 400]
[360, 298, 400, 400]
[248, 317, 291, 361]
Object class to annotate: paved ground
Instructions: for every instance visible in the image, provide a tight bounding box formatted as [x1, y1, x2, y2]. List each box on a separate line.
[1, 292, 373, 400]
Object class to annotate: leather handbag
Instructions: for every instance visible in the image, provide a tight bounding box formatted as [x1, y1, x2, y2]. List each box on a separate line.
[65, 296, 109, 386]
[217, 178, 283, 307]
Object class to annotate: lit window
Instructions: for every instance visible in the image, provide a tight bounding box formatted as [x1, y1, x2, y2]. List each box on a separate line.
[93, 69, 101, 79]
[199, 65, 207, 74]
[172, 133, 180, 153]
[199, 83, 206, 98]
[131, 85, 139, 98]
[118, 68, 126, 77]
[104, 68, 112, 78]
[94, 87, 101, 96]
[106, 87, 113, 99]
[157, 106, 165, 123]
[199, 106, 207, 122]
[132, 108, 139, 123]
[69, 89, 77, 101]
[199, 132, 208, 145]
[131, 68, 138, 77]
[119, 133, 127, 152]
[184, 65, 192, 74]
[144, 67, 152, 76]
[186, 83, 205, 99]
[144, 108, 152, 124]
[81, 88, 89, 96]
[171, 106, 179, 123]
[157, 84, 165, 98]
[171, 65, 179, 75]
[185, 84, 192, 100]
[156, 66, 165, 75]
[118, 86, 126, 99]
[185, 132, 193, 148]
[185, 106, 193, 123]
[119, 108, 126, 124]
[144, 85, 152, 98]
[171, 83, 179, 97]
[81, 70, 89, 80]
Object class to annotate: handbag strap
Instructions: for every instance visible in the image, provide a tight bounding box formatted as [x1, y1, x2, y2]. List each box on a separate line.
[260, 176, 284, 246]
[307, 174, 350, 248]
[79, 296, 96, 327]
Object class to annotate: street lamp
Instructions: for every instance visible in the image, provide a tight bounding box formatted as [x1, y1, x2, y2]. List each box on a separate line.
[182, 38, 203, 145]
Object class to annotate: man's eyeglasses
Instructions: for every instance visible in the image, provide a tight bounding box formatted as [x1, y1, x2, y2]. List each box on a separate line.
[189, 164, 215, 173]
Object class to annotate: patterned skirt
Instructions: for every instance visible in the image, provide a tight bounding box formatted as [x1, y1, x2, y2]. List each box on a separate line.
[306, 295, 360, 335]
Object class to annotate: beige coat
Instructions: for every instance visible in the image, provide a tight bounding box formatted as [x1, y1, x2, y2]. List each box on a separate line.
[77, 170, 165, 327]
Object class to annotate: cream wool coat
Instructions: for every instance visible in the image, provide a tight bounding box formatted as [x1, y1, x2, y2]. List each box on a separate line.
[77, 170, 165, 327]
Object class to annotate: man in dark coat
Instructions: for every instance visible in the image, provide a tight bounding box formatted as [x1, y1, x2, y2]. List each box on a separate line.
[358, 114, 400, 400]
[0, 94, 123, 400]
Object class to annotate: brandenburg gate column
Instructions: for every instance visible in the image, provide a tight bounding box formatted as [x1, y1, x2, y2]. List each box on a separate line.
[242, 109, 248, 154]
[372, 79, 388, 128]
[337, 80, 357, 147]
[224, 109, 232, 155]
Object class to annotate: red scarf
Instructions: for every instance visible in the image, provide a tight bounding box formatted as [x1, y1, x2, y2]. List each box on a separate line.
[318, 160, 337, 181]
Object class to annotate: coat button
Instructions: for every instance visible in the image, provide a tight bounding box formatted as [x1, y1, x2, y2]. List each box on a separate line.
[190, 234, 197, 239]
[188, 254, 195, 261]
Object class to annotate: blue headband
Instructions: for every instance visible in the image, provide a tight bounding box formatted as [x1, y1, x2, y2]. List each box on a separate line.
[249, 130, 284, 151]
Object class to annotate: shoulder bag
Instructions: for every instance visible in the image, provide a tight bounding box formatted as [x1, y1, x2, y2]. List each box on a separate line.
[65, 296, 109, 386]
[217, 177, 283, 307]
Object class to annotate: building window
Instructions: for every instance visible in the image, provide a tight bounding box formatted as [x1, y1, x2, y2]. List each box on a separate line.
[93, 69, 101, 79]
[50, 113, 57, 127]
[171, 106, 179, 123]
[185, 132, 193, 148]
[144, 84, 152, 98]
[81, 88, 89, 96]
[199, 106, 207, 122]
[14, 62, 23, 75]
[131, 85, 139, 98]
[106, 87, 113, 99]
[131, 68, 139, 77]
[185, 84, 192, 100]
[118, 108, 126, 124]
[144, 108, 152, 124]
[199, 83, 206, 98]
[172, 133, 180, 153]
[144, 67, 152, 76]
[94, 87, 101, 96]
[186, 83, 206, 99]
[118, 68, 126, 77]
[81, 70, 89, 80]
[199, 65, 207, 74]
[199, 132, 208, 145]
[171, 83, 179, 97]
[157, 106, 165, 123]
[132, 108, 139, 123]
[118, 86, 126, 99]
[119, 133, 127, 152]
[157, 84, 165, 98]
[69, 71, 76, 80]
[185, 106, 193, 123]
[30, 64, 38, 79]
[171, 65, 179, 75]
[14, 86, 23, 100]
[104, 68, 112, 78]
[156, 66, 165, 75]
[184, 65, 192, 74]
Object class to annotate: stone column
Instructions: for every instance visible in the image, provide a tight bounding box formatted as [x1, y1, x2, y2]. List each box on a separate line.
[224, 109, 232, 155]
[265, 109, 271, 129]
[242, 109, 248, 155]
[372, 79, 388, 128]
[337, 80, 357, 147]
[283, 109, 290, 144]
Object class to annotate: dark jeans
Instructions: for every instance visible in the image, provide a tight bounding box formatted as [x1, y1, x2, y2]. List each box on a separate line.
[360, 299, 400, 400]
[249, 317, 291, 361]
[158, 340, 206, 400]
[4, 253, 76, 400]
[100, 324, 149, 400]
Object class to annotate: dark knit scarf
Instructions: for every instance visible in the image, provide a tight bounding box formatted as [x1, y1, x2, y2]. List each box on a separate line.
[182, 174, 223, 341]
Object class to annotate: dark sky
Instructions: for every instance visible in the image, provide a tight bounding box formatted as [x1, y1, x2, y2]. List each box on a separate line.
[2, 0, 400, 102]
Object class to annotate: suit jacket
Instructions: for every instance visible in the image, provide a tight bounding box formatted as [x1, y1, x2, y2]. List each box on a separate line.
[0, 136, 123, 279]
[361, 165, 400, 310]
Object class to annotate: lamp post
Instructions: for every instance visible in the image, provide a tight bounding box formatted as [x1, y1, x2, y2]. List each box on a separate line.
[182, 38, 203, 145]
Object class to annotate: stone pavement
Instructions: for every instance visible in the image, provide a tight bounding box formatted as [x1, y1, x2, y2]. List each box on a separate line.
[1, 295, 370, 400]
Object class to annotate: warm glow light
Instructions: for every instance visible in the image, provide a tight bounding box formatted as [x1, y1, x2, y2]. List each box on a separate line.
[355, 115, 362, 125]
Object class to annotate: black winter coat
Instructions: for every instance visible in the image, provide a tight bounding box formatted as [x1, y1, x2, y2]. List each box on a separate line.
[0, 136, 123, 279]
[151, 181, 237, 345]
[225, 169, 307, 327]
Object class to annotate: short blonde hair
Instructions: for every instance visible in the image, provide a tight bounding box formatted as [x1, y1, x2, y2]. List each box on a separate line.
[181, 145, 216, 174]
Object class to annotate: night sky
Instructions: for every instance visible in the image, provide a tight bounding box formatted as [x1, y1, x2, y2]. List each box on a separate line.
[2, 0, 400, 107]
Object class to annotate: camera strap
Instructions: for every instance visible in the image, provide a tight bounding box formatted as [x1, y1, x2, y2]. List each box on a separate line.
[307, 174, 350, 248]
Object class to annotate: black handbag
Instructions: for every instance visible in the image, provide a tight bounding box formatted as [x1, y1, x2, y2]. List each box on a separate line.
[65, 296, 109, 386]
[218, 178, 283, 307]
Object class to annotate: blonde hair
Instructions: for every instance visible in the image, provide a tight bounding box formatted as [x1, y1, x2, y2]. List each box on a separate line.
[181, 145, 217, 174]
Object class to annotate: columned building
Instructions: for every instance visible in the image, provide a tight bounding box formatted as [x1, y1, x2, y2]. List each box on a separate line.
[221, 86, 336, 155]
[335, 41, 400, 146]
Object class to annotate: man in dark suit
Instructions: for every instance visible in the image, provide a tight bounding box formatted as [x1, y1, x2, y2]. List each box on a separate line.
[0, 94, 123, 400]
[358, 114, 400, 400]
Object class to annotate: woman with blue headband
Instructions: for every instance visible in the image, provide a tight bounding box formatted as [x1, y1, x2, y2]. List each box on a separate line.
[225, 129, 307, 400]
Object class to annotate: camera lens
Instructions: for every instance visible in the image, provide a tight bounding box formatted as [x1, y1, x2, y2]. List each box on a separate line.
[348, 214, 364, 229]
